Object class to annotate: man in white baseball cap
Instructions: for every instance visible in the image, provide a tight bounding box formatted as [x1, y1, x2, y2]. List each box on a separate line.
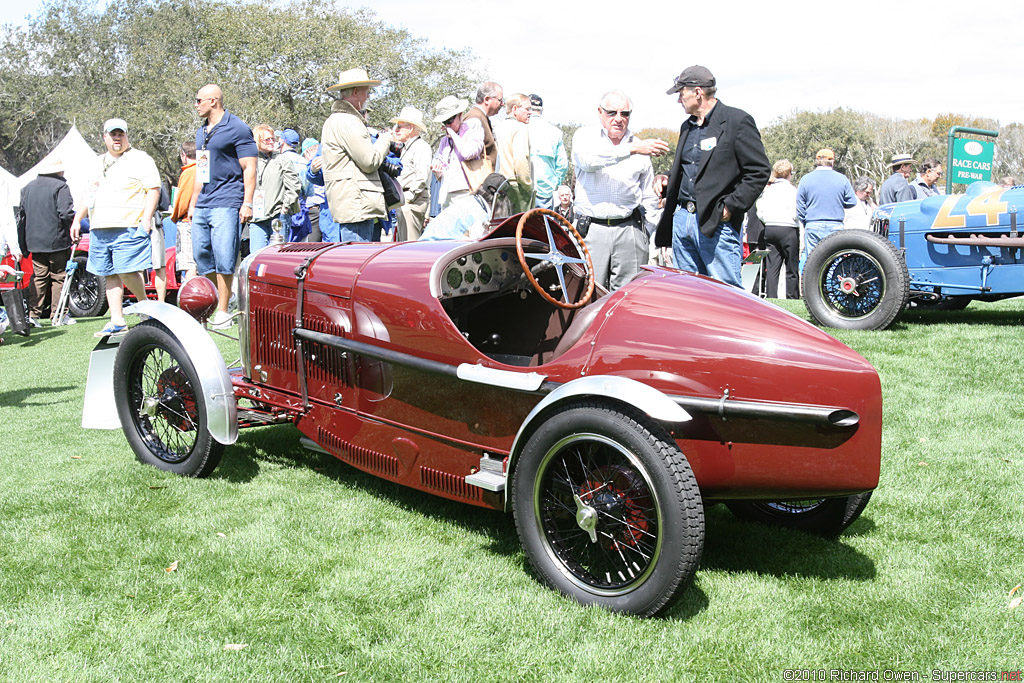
[71, 118, 162, 337]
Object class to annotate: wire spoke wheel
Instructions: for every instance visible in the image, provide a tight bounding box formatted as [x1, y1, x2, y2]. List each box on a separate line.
[535, 433, 661, 593]
[804, 230, 909, 330]
[818, 249, 885, 320]
[114, 320, 223, 477]
[128, 345, 201, 463]
[68, 255, 107, 318]
[726, 492, 873, 536]
[513, 401, 702, 616]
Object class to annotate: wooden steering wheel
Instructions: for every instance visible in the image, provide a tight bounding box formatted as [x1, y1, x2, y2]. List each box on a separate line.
[515, 208, 595, 309]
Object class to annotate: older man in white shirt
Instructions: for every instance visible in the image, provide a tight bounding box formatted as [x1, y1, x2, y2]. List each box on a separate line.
[571, 90, 668, 291]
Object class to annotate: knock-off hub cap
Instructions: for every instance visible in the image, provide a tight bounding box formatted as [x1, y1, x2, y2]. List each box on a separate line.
[838, 276, 860, 296]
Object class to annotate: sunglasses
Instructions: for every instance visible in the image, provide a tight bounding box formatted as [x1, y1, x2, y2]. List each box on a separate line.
[601, 108, 631, 118]
[442, 116, 457, 126]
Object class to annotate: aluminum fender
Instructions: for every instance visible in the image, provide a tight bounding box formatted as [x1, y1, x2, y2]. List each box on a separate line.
[505, 376, 691, 506]
[124, 301, 238, 445]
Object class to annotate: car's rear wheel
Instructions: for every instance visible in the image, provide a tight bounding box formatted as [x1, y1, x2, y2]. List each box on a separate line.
[803, 230, 909, 330]
[68, 254, 108, 318]
[726, 492, 872, 536]
[113, 320, 223, 477]
[512, 401, 703, 616]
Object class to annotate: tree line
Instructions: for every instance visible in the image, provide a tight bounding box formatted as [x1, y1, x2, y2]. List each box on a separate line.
[4, 0, 1020, 196]
[0, 0, 477, 180]
[639, 110, 1023, 191]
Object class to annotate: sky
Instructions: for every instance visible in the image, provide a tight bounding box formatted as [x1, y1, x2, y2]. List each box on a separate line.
[5, 0, 1024, 133]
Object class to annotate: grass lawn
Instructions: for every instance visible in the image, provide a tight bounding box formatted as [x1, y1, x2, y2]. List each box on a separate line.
[1, 301, 1022, 682]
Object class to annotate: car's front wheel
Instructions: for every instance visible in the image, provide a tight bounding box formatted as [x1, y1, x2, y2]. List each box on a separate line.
[803, 230, 909, 330]
[68, 254, 108, 318]
[726, 492, 872, 536]
[512, 401, 703, 616]
[113, 320, 223, 477]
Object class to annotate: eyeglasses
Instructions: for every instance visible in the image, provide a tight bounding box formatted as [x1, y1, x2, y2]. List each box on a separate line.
[195, 97, 218, 104]
[442, 116, 456, 126]
[601, 108, 631, 118]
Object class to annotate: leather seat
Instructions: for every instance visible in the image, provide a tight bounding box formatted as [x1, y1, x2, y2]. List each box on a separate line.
[551, 299, 604, 359]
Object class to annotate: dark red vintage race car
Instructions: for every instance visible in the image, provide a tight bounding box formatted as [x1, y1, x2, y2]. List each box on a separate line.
[107, 208, 882, 616]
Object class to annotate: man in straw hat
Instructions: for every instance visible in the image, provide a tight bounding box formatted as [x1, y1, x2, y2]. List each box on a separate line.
[431, 95, 487, 209]
[321, 67, 393, 242]
[879, 153, 914, 205]
[18, 155, 76, 325]
[390, 106, 432, 241]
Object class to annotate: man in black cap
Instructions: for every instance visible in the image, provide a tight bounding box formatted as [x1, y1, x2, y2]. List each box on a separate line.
[654, 65, 770, 287]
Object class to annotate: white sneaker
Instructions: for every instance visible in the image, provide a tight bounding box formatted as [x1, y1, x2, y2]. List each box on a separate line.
[28, 317, 42, 328]
[210, 310, 233, 330]
[52, 313, 77, 326]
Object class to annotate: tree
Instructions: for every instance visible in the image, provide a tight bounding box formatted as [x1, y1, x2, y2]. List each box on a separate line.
[0, 0, 477, 180]
[761, 108, 876, 182]
[635, 127, 679, 176]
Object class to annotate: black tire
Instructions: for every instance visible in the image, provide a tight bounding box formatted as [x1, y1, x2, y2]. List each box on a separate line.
[512, 401, 704, 616]
[68, 255, 108, 318]
[803, 230, 909, 330]
[726, 492, 872, 536]
[113, 320, 223, 477]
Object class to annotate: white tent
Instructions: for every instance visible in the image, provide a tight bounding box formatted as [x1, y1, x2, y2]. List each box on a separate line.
[0, 165, 18, 255]
[18, 125, 100, 211]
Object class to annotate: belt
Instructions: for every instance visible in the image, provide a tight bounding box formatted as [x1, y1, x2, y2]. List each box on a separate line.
[678, 199, 696, 214]
[587, 209, 641, 226]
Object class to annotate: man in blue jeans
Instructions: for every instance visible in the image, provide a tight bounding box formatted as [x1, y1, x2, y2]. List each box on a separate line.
[188, 84, 257, 329]
[796, 148, 856, 266]
[654, 65, 770, 288]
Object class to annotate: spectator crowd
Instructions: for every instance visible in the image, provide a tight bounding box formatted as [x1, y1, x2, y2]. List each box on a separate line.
[1, 63, 977, 341]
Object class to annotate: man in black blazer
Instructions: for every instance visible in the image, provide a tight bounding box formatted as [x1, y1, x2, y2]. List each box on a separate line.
[654, 65, 770, 287]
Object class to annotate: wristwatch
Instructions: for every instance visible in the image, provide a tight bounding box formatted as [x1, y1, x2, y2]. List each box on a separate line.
[243, 202, 253, 208]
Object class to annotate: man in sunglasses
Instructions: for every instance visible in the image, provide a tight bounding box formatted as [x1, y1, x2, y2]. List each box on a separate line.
[654, 65, 770, 288]
[571, 90, 668, 291]
[898, 159, 944, 201]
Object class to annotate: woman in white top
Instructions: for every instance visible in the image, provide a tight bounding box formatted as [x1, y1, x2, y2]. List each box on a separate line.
[756, 160, 800, 299]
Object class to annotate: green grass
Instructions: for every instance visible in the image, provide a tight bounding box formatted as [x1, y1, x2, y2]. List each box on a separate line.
[1, 304, 1022, 681]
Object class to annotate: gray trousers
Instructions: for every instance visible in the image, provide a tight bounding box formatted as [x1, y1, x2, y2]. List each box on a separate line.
[585, 218, 649, 291]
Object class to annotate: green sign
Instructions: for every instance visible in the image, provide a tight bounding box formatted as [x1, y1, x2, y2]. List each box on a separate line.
[950, 137, 995, 185]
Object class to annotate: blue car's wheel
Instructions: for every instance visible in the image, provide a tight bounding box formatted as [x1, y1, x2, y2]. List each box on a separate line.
[804, 230, 909, 330]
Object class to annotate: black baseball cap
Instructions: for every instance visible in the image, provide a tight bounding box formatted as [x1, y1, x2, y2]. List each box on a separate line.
[666, 65, 716, 94]
[529, 94, 543, 108]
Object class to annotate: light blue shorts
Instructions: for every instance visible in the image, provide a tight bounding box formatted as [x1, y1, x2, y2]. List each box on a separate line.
[192, 206, 241, 275]
[86, 227, 152, 277]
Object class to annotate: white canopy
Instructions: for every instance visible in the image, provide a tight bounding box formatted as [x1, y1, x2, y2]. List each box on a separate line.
[18, 124, 100, 210]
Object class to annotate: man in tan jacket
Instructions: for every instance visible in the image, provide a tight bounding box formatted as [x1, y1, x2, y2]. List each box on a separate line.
[321, 68, 392, 242]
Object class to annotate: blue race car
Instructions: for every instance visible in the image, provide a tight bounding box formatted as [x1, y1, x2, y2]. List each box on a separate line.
[803, 181, 1024, 330]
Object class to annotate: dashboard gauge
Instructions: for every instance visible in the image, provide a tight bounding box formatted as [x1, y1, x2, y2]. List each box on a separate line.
[472, 252, 483, 264]
[457, 256, 468, 266]
[464, 269, 476, 284]
[446, 268, 463, 290]
[478, 263, 492, 284]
